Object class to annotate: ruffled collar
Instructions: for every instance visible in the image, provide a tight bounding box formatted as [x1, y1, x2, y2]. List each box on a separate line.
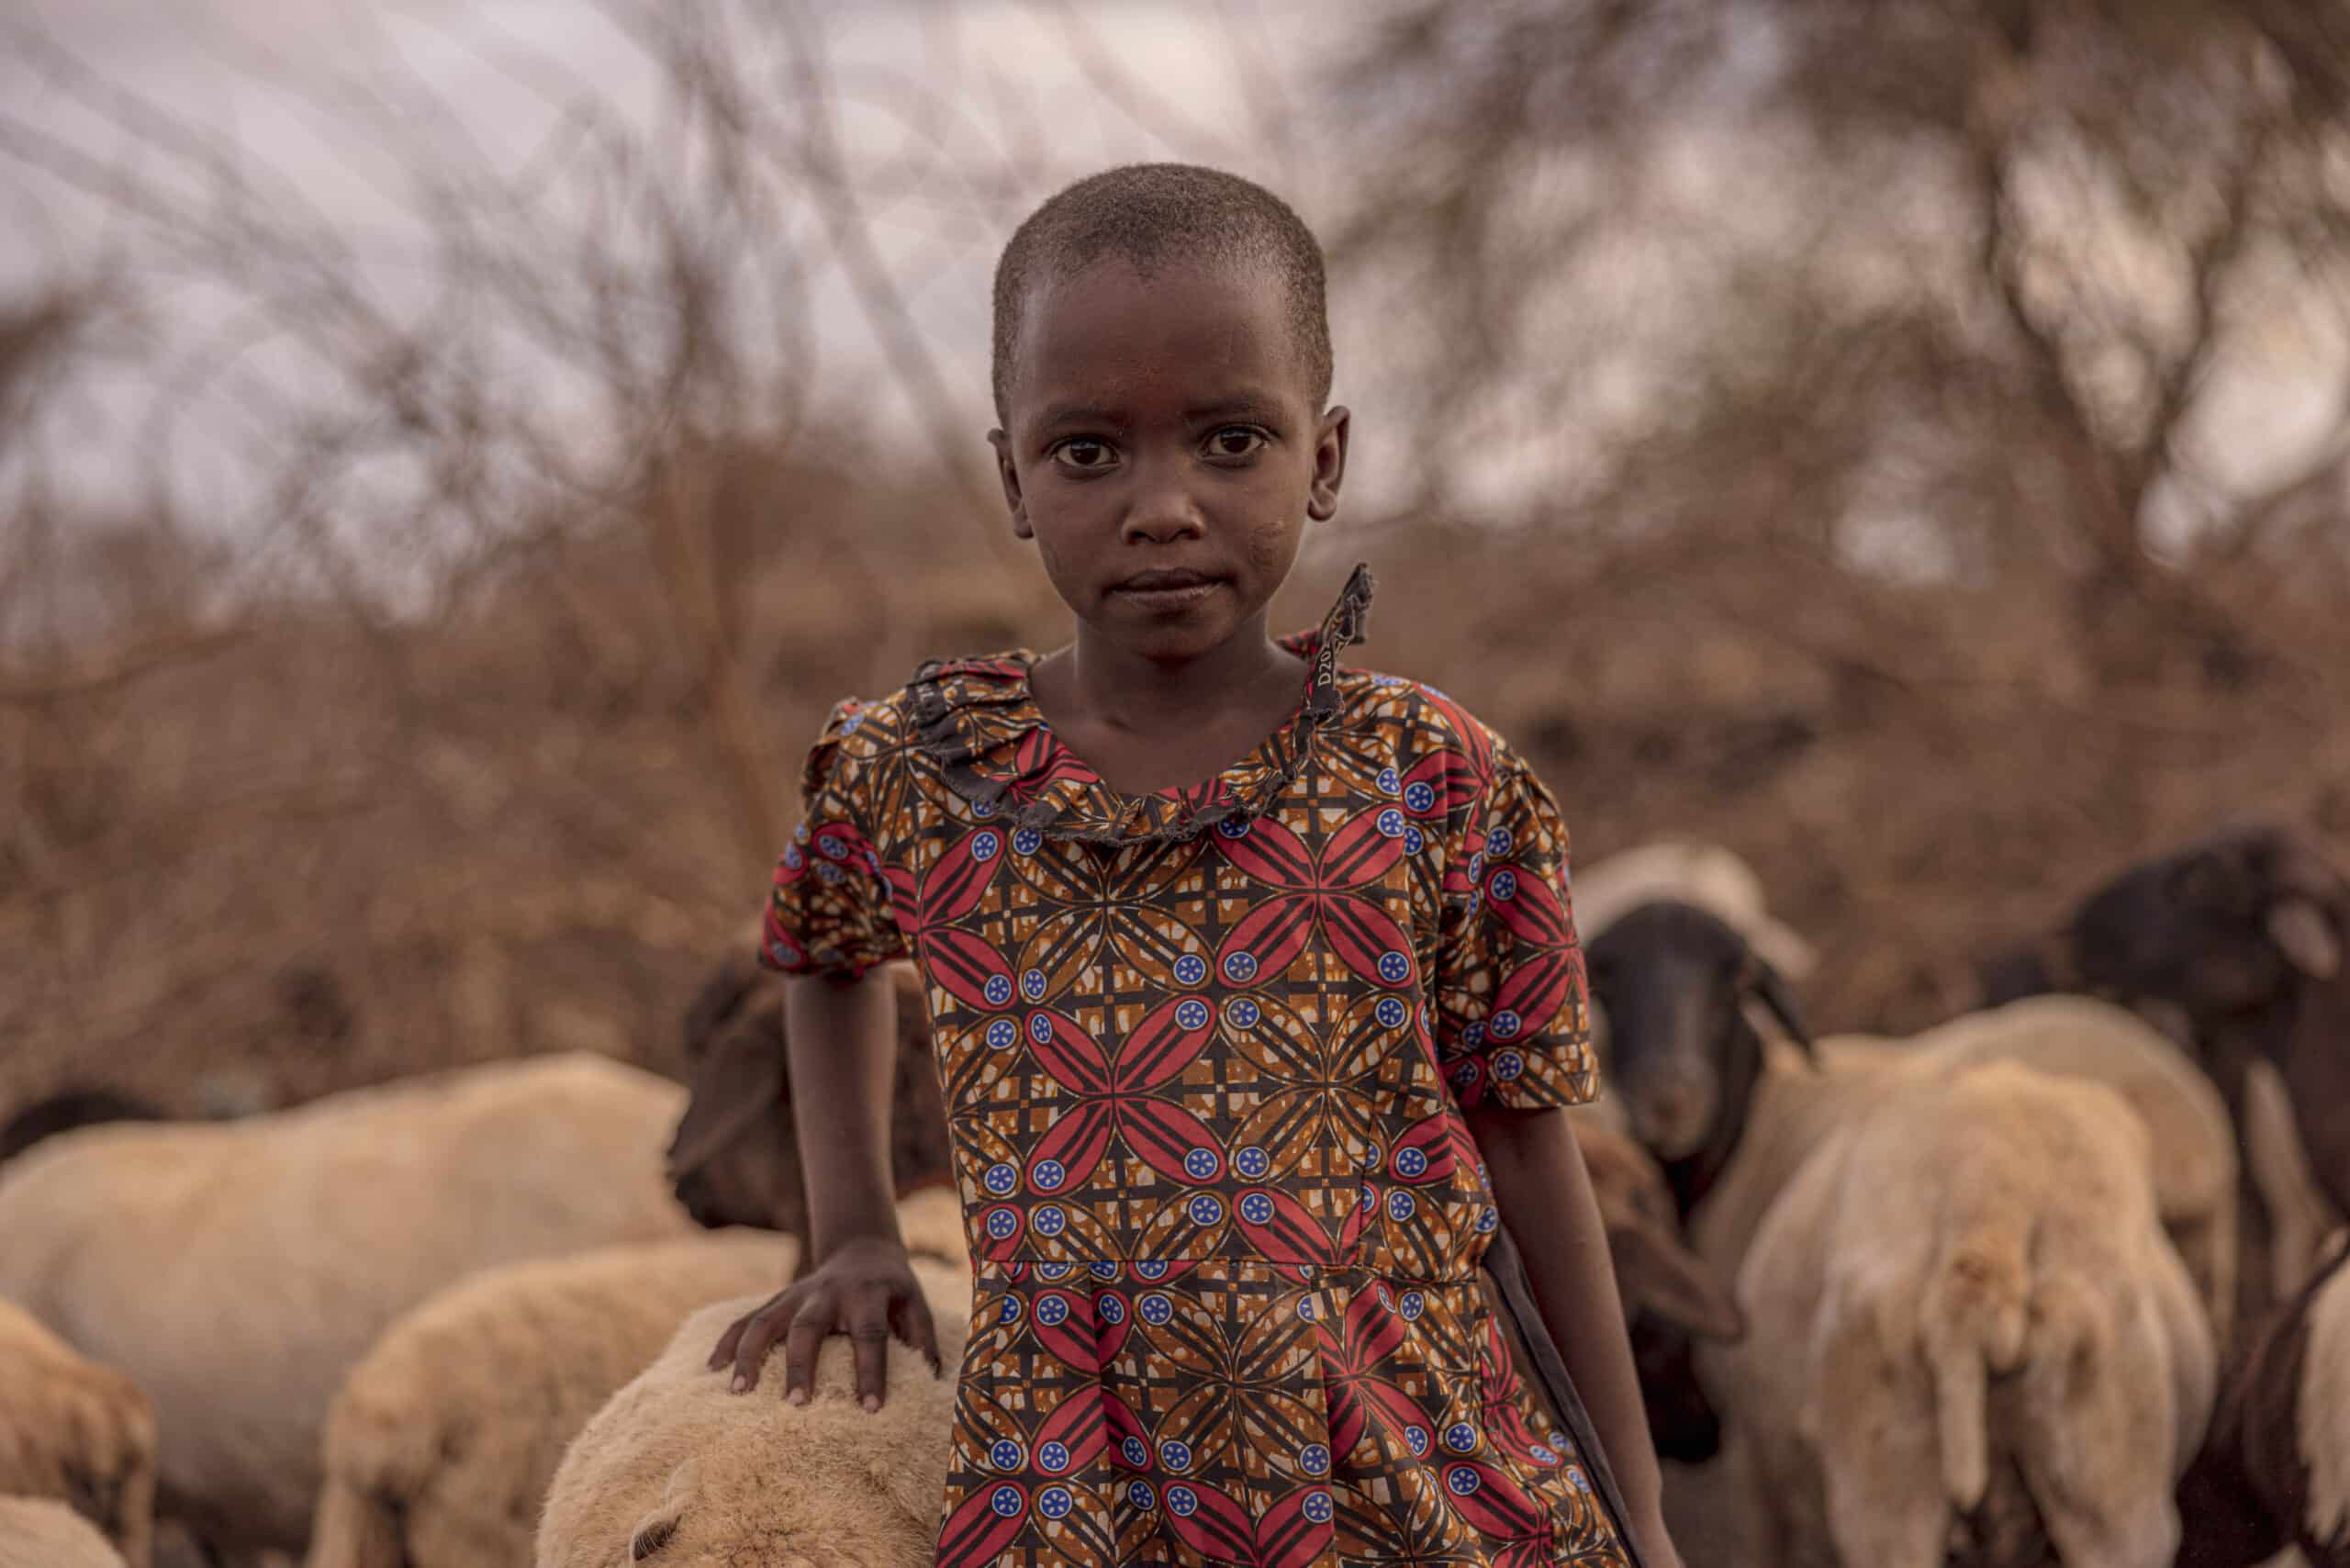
[910, 563, 1374, 846]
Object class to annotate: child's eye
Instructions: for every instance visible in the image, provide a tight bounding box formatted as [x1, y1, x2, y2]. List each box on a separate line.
[1205, 426, 1268, 460]
[1051, 438, 1115, 471]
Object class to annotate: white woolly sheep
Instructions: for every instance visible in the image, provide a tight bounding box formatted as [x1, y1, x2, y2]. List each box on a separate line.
[308, 1187, 968, 1568]
[1717, 1061, 2214, 1568]
[0, 1299, 154, 1568]
[0, 1052, 698, 1562]
[1569, 838, 1818, 980]
[535, 1257, 975, 1568]
[0, 1495, 129, 1568]
[2178, 1234, 2350, 1568]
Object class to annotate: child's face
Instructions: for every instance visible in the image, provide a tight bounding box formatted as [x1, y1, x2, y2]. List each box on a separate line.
[990, 257, 1348, 663]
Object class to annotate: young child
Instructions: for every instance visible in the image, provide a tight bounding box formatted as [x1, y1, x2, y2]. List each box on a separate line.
[708, 164, 1681, 1568]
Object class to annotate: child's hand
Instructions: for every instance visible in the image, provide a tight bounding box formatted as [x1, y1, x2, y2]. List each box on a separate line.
[705, 1235, 942, 1410]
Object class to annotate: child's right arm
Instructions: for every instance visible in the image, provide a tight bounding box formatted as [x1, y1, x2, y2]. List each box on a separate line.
[704, 967, 940, 1410]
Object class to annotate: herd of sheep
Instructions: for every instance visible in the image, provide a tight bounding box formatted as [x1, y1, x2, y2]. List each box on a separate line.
[0, 822, 2343, 1568]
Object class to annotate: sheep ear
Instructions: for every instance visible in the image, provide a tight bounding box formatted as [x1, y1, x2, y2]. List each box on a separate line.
[2267, 898, 2341, 980]
[1613, 1226, 1747, 1343]
[630, 1514, 680, 1562]
[1742, 955, 1816, 1063]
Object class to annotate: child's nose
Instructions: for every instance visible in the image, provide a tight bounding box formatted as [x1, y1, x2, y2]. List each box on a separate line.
[1120, 476, 1207, 545]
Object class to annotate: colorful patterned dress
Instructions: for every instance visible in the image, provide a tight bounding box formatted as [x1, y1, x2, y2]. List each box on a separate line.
[760, 566, 1635, 1568]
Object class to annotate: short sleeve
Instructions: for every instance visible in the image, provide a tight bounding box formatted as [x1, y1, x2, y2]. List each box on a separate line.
[1430, 742, 1599, 1112]
[759, 700, 909, 979]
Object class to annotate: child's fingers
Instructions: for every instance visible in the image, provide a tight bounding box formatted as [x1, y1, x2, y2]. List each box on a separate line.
[707, 1300, 763, 1373]
[848, 1294, 894, 1411]
[724, 1288, 800, 1394]
[891, 1291, 944, 1376]
[780, 1298, 833, 1407]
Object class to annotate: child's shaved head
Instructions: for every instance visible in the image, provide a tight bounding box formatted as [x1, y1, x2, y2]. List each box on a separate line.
[990, 163, 1333, 423]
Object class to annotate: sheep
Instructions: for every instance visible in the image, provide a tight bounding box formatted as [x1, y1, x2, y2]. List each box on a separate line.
[2177, 1233, 2350, 1568]
[0, 1298, 154, 1568]
[0, 1088, 165, 1166]
[1977, 821, 2350, 1329]
[306, 1232, 791, 1568]
[0, 1052, 699, 1562]
[1717, 1060, 2215, 1568]
[534, 1257, 975, 1568]
[1571, 838, 1818, 980]
[0, 1496, 129, 1568]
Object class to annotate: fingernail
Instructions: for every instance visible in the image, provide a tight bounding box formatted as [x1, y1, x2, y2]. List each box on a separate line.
[731, 1373, 748, 1394]
[863, 1394, 879, 1412]
[789, 1388, 809, 1406]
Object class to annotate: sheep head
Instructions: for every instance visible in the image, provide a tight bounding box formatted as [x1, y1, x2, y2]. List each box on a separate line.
[1584, 901, 1813, 1192]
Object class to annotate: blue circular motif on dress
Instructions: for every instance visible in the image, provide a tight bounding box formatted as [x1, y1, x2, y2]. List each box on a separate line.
[1216, 817, 1251, 839]
[1174, 999, 1210, 1032]
[1028, 1013, 1053, 1045]
[1123, 1436, 1150, 1468]
[1295, 1295, 1319, 1323]
[1035, 1294, 1070, 1327]
[1159, 1440, 1192, 1473]
[985, 1208, 1019, 1240]
[1033, 1205, 1067, 1238]
[1173, 954, 1207, 987]
[1303, 1490, 1334, 1525]
[1032, 1159, 1067, 1193]
[1127, 1481, 1156, 1511]
[820, 835, 849, 861]
[1462, 1021, 1488, 1050]
[1490, 868, 1518, 902]
[1187, 1194, 1223, 1226]
[1376, 807, 1405, 838]
[1568, 1466, 1591, 1493]
[1090, 1260, 1120, 1280]
[997, 1296, 1024, 1325]
[1446, 1466, 1481, 1496]
[985, 1163, 1017, 1195]
[1387, 1189, 1416, 1221]
[815, 862, 846, 886]
[1140, 1294, 1174, 1326]
[1135, 1260, 1169, 1281]
[1038, 1442, 1070, 1474]
[1167, 1485, 1199, 1518]
[1300, 1443, 1331, 1477]
[1376, 1283, 1395, 1309]
[990, 1439, 1024, 1471]
[1401, 1290, 1426, 1321]
[1182, 1147, 1219, 1181]
[1097, 1293, 1126, 1324]
[1404, 781, 1437, 813]
[1477, 1205, 1500, 1234]
[1038, 1486, 1073, 1520]
[1022, 969, 1046, 1001]
[1235, 1146, 1270, 1179]
[986, 1018, 1018, 1052]
[1393, 1146, 1428, 1178]
[971, 832, 1000, 863]
[984, 975, 1014, 1008]
[1239, 1193, 1274, 1226]
[1494, 1049, 1525, 1081]
[1037, 1262, 1073, 1280]
[1224, 952, 1258, 983]
[990, 1485, 1023, 1518]
[1530, 1444, 1560, 1466]
[1377, 766, 1401, 794]
[1405, 1425, 1431, 1457]
[1363, 1142, 1383, 1170]
[1376, 997, 1408, 1030]
[1013, 827, 1043, 857]
[781, 846, 804, 870]
[1445, 1422, 1479, 1453]
[1487, 827, 1514, 857]
[1489, 1010, 1522, 1041]
[1358, 1182, 1379, 1212]
[1377, 951, 1411, 984]
[1405, 825, 1427, 856]
[1228, 999, 1261, 1029]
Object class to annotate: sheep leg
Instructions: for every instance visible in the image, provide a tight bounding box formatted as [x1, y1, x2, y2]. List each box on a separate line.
[1811, 1330, 1948, 1568]
[2014, 1276, 2184, 1568]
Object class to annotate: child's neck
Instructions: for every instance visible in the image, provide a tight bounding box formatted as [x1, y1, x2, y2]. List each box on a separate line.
[1029, 616, 1310, 797]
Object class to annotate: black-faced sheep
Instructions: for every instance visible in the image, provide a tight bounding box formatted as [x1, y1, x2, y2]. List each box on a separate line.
[0, 1053, 699, 1562]
[1569, 839, 1818, 980]
[2177, 1233, 2350, 1568]
[0, 1495, 131, 1568]
[1719, 1062, 2213, 1568]
[0, 1298, 154, 1568]
[533, 1257, 975, 1568]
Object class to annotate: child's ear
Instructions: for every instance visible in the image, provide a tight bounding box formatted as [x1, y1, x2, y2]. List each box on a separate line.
[989, 430, 1032, 539]
[1307, 405, 1349, 522]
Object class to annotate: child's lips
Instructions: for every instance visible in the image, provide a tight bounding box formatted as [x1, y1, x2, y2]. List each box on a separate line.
[1109, 576, 1224, 611]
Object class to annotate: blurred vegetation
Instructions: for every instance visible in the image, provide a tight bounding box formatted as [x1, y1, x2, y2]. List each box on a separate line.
[2, 0, 2347, 1114]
